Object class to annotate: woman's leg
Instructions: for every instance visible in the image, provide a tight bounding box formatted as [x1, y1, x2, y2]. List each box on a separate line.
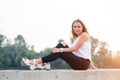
[27, 43, 90, 70]
[42, 43, 68, 63]
[59, 53, 90, 70]
[42, 43, 90, 70]
[27, 43, 68, 65]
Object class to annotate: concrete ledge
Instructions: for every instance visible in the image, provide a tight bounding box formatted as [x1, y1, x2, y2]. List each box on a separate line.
[0, 69, 120, 80]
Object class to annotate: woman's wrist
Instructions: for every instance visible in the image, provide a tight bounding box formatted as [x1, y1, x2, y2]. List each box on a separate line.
[60, 48, 64, 53]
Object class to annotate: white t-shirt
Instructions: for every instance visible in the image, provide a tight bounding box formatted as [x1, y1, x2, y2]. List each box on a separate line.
[71, 36, 91, 61]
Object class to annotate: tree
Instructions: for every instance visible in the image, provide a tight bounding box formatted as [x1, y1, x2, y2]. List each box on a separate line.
[0, 34, 6, 47]
[91, 36, 112, 68]
[0, 34, 6, 67]
[14, 35, 27, 46]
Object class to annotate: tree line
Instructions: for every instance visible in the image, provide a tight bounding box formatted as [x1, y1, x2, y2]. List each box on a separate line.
[0, 33, 120, 70]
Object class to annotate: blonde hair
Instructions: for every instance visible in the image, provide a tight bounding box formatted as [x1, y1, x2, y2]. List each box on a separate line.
[71, 19, 89, 41]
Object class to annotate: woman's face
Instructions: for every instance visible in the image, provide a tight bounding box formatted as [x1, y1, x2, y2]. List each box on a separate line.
[72, 22, 83, 36]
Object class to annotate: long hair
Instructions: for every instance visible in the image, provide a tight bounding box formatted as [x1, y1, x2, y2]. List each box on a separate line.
[71, 19, 89, 41]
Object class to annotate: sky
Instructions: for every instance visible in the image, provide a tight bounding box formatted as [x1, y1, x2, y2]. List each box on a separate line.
[0, 0, 120, 52]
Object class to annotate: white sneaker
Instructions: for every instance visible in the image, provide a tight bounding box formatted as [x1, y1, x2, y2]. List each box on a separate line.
[22, 58, 49, 70]
[22, 58, 31, 66]
[33, 63, 50, 70]
[45, 63, 51, 70]
[22, 58, 38, 70]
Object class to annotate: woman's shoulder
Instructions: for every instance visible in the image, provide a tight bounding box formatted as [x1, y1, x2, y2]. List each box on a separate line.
[80, 32, 89, 38]
[80, 32, 90, 41]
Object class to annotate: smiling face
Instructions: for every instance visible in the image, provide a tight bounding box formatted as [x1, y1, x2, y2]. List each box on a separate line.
[72, 22, 83, 36]
[71, 19, 88, 39]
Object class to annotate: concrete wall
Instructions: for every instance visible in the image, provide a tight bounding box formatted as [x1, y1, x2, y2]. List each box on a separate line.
[0, 69, 120, 80]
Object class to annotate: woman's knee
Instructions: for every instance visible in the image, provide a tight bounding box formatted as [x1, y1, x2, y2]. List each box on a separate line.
[55, 43, 64, 48]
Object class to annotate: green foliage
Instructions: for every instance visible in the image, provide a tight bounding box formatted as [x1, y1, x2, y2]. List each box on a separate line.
[0, 34, 6, 46]
[91, 36, 115, 68]
[0, 33, 120, 69]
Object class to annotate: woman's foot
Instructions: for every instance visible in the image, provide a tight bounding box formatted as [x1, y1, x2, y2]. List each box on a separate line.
[22, 58, 39, 70]
[22, 58, 50, 70]
[22, 58, 31, 66]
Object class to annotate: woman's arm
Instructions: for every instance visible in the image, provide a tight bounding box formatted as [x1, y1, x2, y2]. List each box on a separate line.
[52, 32, 88, 53]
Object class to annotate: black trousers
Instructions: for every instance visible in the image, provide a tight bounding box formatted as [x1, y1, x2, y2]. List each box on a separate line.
[42, 43, 90, 70]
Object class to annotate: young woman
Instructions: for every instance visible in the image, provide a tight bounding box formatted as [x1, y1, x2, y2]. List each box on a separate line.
[22, 19, 97, 70]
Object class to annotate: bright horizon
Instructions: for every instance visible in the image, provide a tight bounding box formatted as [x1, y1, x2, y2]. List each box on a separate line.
[0, 0, 120, 52]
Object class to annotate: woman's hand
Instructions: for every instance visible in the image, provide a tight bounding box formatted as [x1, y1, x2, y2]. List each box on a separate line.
[52, 41, 67, 53]
[89, 61, 97, 69]
[60, 42, 67, 47]
[52, 48, 60, 53]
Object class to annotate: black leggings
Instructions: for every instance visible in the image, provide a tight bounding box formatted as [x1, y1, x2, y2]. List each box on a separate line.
[42, 43, 90, 70]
